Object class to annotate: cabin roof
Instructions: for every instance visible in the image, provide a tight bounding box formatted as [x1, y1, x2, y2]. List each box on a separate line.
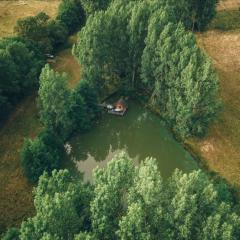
[116, 98, 127, 107]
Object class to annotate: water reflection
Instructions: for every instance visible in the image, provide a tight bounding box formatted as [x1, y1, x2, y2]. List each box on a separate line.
[69, 101, 197, 181]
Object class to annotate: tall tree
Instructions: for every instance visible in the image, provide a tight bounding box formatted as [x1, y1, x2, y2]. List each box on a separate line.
[20, 170, 92, 239]
[57, 0, 85, 34]
[167, 0, 218, 31]
[38, 65, 71, 138]
[141, 21, 220, 137]
[21, 129, 64, 183]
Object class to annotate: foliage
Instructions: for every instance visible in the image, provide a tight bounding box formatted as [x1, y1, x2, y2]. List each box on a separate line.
[208, 10, 240, 31]
[69, 80, 100, 132]
[21, 129, 64, 183]
[80, 0, 111, 15]
[2, 228, 20, 240]
[47, 20, 68, 49]
[15, 12, 52, 53]
[38, 64, 71, 138]
[0, 37, 44, 122]
[19, 170, 92, 239]
[11, 153, 240, 239]
[38, 65, 99, 139]
[74, 0, 220, 138]
[167, 0, 218, 31]
[57, 0, 85, 34]
[142, 21, 220, 137]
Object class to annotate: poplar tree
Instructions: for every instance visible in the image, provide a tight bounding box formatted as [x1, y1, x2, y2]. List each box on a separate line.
[38, 65, 71, 138]
[142, 20, 220, 137]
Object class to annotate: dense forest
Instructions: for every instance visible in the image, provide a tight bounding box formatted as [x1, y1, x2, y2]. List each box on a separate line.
[2, 0, 240, 239]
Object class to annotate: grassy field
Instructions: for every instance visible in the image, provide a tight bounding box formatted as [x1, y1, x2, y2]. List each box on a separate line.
[0, 0, 60, 37]
[187, 1, 240, 187]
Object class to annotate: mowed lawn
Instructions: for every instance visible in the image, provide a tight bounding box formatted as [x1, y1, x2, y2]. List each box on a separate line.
[188, 2, 240, 187]
[0, 0, 60, 37]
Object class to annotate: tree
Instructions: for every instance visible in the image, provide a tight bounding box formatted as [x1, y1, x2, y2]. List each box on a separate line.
[20, 170, 92, 239]
[141, 20, 220, 138]
[2, 228, 20, 240]
[80, 0, 112, 15]
[15, 12, 52, 53]
[47, 20, 68, 49]
[0, 37, 44, 122]
[167, 0, 218, 31]
[8, 153, 240, 239]
[21, 130, 64, 183]
[91, 152, 135, 239]
[57, 0, 85, 34]
[38, 65, 71, 138]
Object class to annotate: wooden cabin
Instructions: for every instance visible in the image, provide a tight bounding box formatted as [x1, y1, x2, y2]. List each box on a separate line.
[108, 98, 128, 116]
[115, 99, 127, 112]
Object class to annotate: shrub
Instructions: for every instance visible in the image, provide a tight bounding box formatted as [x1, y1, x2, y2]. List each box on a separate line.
[21, 129, 65, 183]
[57, 0, 85, 34]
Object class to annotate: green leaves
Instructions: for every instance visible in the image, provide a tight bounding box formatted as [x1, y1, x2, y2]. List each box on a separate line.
[38, 65, 71, 138]
[142, 20, 220, 138]
[9, 153, 240, 239]
[20, 129, 64, 183]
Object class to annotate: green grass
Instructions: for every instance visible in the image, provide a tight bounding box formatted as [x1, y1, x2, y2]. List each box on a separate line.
[209, 9, 240, 31]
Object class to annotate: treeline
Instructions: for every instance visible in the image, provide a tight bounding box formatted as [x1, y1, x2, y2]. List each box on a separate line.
[0, 0, 86, 123]
[21, 65, 99, 183]
[3, 153, 240, 240]
[74, 0, 220, 138]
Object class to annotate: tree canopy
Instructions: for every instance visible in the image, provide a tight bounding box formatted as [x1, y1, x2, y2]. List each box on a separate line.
[74, 0, 220, 138]
[6, 153, 240, 240]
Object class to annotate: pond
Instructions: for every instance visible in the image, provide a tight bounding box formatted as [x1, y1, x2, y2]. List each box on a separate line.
[69, 101, 198, 181]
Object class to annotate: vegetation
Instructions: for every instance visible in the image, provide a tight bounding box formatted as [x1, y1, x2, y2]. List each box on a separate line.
[0, 37, 44, 123]
[208, 9, 240, 31]
[169, 0, 218, 31]
[38, 65, 99, 140]
[2, 0, 240, 238]
[57, 0, 85, 34]
[74, 0, 220, 138]
[21, 129, 64, 183]
[5, 153, 240, 240]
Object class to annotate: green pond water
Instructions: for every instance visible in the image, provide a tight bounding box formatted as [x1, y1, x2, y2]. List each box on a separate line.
[69, 101, 198, 181]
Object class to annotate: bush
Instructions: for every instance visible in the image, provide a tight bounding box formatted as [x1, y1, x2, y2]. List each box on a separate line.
[0, 37, 44, 123]
[208, 10, 240, 31]
[21, 129, 65, 183]
[2, 228, 20, 240]
[57, 0, 85, 34]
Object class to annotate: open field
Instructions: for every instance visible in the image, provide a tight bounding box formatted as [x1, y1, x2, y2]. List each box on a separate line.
[187, 2, 240, 187]
[0, 93, 41, 233]
[0, 0, 60, 37]
[218, 0, 240, 10]
[189, 30, 240, 187]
